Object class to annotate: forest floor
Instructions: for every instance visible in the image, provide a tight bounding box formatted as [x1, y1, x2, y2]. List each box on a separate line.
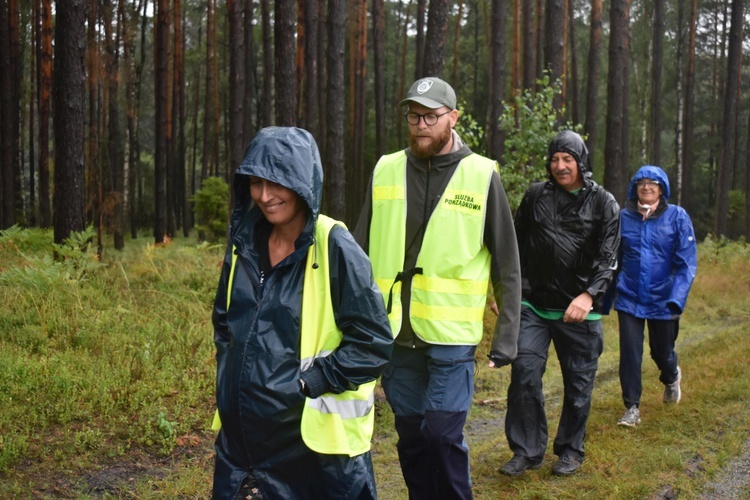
[9, 404, 750, 498]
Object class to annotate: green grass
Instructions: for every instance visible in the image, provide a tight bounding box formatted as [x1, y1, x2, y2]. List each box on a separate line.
[0, 228, 748, 498]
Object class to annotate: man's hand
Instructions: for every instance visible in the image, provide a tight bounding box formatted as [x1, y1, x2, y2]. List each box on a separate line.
[563, 292, 594, 323]
[490, 301, 499, 316]
[487, 352, 511, 368]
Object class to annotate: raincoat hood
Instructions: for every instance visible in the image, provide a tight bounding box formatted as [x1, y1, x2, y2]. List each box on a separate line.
[627, 165, 671, 200]
[545, 130, 591, 180]
[232, 127, 323, 229]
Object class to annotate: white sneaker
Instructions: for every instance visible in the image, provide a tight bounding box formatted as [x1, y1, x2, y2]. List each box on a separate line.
[617, 406, 641, 427]
[663, 366, 682, 403]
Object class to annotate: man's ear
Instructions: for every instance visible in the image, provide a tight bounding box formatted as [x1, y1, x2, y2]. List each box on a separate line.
[449, 109, 460, 128]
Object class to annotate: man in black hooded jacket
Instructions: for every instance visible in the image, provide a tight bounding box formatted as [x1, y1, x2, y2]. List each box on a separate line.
[500, 130, 620, 477]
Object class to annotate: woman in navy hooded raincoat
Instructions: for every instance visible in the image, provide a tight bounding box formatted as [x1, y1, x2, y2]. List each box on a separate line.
[211, 127, 393, 499]
[613, 166, 697, 428]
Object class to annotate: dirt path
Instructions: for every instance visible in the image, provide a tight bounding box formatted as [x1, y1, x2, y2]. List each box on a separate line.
[699, 437, 750, 499]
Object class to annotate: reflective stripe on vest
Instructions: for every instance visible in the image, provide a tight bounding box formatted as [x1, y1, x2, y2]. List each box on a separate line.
[370, 152, 495, 345]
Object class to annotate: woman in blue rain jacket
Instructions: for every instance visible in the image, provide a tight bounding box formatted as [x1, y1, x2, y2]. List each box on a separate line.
[613, 165, 697, 428]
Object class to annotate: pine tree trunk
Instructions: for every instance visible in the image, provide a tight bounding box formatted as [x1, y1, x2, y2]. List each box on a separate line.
[584, 0, 602, 160]
[372, 0, 385, 158]
[522, 0, 536, 90]
[414, 0, 426, 79]
[544, 0, 565, 116]
[488, 0, 506, 162]
[53, 0, 87, 244]
[713, 0, 743, 237]
[648, 0, 664, 166]
[325, 0, 346, 220]
[603, 0, 630, 203]
[422, 0, 449, 77]
[261, 0, 273, 127]
[38, 0, 53, 227]
[275, 0, 297, 126]
[154, 0, 169, 243]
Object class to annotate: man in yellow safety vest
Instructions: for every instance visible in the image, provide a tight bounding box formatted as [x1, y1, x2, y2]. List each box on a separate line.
[354, 77, 521, 499]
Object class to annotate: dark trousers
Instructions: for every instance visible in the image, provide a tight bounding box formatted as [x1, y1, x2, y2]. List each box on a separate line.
[618, 311, 680, 408]
[382, 344, 476, 500]
[505, 307, 603, 462]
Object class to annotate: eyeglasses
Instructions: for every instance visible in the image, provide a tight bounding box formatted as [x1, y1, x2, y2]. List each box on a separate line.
[404, 110, 451, 126]
[636, 180, 660, 188]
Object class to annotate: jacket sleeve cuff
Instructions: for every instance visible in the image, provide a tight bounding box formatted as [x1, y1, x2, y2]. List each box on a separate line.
[300, 366, 328, 399]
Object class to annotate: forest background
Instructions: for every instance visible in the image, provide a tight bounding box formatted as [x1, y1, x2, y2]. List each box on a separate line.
[0, 0, 749, 249]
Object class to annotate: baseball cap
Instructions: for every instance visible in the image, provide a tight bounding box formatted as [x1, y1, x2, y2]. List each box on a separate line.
[399, 77, 457, 110]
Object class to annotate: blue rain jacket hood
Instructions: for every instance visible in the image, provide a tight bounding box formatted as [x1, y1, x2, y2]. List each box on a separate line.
[627, 165, 671, 200]
[212, 127, 393, 498]
[613, 166, 697, 319]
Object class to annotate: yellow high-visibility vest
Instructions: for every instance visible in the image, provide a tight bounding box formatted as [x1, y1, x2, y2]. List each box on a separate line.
[214, 215, 376, 457]
[369, 151, 496, 345]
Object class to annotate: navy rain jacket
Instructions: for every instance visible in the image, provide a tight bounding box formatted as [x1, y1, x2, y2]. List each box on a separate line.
[211, 127, 392, 498]
[613, 165, 697, 319]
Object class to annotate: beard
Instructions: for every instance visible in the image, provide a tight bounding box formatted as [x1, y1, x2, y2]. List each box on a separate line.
[408, 124, 453, 158]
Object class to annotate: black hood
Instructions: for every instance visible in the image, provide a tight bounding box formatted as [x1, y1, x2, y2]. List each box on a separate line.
[545, 130, 591, 180]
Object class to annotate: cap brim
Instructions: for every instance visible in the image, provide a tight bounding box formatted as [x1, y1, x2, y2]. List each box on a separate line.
[399, 96, 448, 109]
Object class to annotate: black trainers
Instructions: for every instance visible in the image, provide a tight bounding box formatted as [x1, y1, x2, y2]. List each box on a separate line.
[551, 455, 582, 476]
[499, 455, 542, 476]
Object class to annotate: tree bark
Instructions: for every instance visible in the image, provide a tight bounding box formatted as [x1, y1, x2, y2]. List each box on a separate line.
[275, 0, 297, 126]
[0, 0, 16, 228]
[422, 0, 450, 77]
[53, 0, 87, 244]
[243, 0, 257, 144]
[522, 0, 536, 90]
[713, 0, 743, 237]
[603, 0, 630, 203]
[397, 1, 411, 147]
[154, 0, 168, 243]
[7, 0, 21, 226]
[543, 0, 565, 116]
[174, 0, 188, 236]
[584, 0, 602, 160]
[261, 0, 273, 127]
[85, 0, 100, 231]
[228, 0, 245, 173]
[325, 0, 346, 220]
[511, 0, 520, 97]
[567, 0, 580, 124]
[488, 0, 506, 162]
[303, 0, 319, 140]
[372, 0, 385, 158]
[201, 1, 215, 185]
[648, 0, 664, 166]
[451, 0, 463, 86]
[104, 0, 124, 249]
[414, 0, 426, 79]
[37, 0, 53, 227]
